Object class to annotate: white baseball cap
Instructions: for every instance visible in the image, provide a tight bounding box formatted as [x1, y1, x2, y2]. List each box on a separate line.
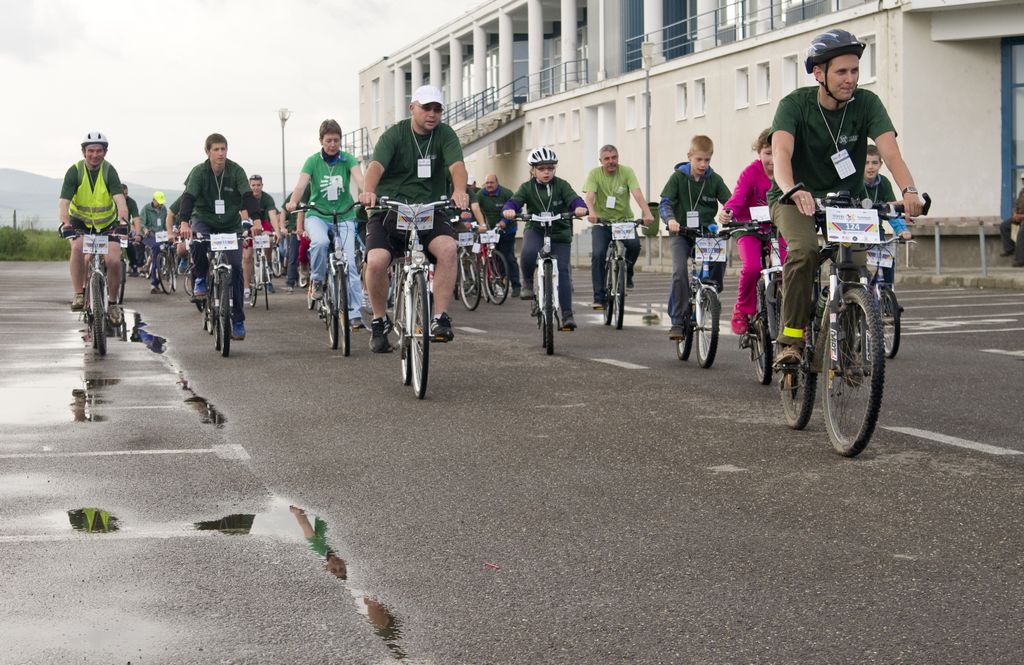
[411, 85, 445, 109]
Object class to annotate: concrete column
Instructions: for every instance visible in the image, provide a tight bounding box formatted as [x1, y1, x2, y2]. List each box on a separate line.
[560, 0, 578, 88]
[473, 23, 487, 94]
[449, 35, 463, 102]
[430, 48, 443, 89]
[528, 0, 544, 98]
[393, 65, 406, 120]
[697, 0, 716, 51]
[643, 0, 662, 39]
[498, 9, 513, 90]
[411, 57, 424, 92]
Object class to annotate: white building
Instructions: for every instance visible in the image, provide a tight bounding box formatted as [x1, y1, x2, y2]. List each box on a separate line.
[358, 0, 1024, 221]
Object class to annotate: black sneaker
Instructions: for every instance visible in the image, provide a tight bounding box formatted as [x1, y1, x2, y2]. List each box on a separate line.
[627, 277, 635, 289]
[369, 316, 393, 353]
[669, 325, 684, 340]
[430, 313, 454, 342]
[560, 313, 577, 331]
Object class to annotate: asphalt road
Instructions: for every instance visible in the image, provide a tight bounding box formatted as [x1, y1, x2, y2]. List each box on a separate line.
[1, 260, 1022, 664]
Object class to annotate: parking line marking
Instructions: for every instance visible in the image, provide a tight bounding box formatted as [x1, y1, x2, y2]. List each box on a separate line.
[901, 327, 1024, 337]
[0, 445, 250, 461]
[981, 349, 1024, 358]
[592, 358, 649, 370]
[456, 326, 486, 334]
[883, 426, 1023, 456]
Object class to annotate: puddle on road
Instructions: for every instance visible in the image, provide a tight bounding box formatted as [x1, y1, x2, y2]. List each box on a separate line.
[178, 375, 227, 428]
[129, 312, 167, 354]
[67, 508, 120, 533]
[194, 500, 405, 659]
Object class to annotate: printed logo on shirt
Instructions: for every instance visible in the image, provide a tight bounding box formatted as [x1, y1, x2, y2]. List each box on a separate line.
[837, 133, 859, 147]
[319, 175, 345, 197]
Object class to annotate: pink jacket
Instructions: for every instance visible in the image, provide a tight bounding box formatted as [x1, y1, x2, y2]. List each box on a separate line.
[723, 159, 771, 222]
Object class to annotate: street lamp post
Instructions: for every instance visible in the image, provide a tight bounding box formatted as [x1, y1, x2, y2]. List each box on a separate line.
[641, 41, 655, 267]
[277, 108, 291, 201]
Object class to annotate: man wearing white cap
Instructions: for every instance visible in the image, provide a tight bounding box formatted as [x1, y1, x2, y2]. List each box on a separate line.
[358, 84, 469, 353]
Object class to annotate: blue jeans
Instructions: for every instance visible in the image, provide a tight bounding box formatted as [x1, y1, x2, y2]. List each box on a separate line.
[496, 232, 521, 289]
[143, 234, 161, 285]
[190, 220, 244, 323]
[520, 228, 573, 315]
[286, 233, 300, 287]
[591, 224, 640, 302]
[668, 235, 725, 325]
[306, 216, 363, 320]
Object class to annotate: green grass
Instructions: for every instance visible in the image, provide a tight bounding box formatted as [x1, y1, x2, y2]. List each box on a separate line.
[0, 227, 71, 261]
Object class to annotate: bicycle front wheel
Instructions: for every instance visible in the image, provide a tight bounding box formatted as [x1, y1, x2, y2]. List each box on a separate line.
[696, 287, 720, 369]
[410, 271, 430, 398]
[118, 259, 127, 304]
[780, 358, 816, 430]
[822, 287, 885, 457]
[485, 251, 509, 305]
[156, 253, 170, 294]
[880, 288, 901, 359]
[91, 273, 107, 356]
[338, 267, 351, 357]
[613, 260, 626, 330]
[542, 263, 554, 355]
[602, 259, 614, 326]
[271, 246, 283, 277]
[458, 251, 481, 311]
[327, 272, 340, 351]
[219, 271, 232, 357]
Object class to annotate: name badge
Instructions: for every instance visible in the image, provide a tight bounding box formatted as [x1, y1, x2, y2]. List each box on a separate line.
[605, 195, 616, 209]
[686, 211, 700, 229]
[750, 206, 771, 222]
[831, 149, 856, 179]
[215, 199, 226, 215]
[327, 185, 338, 201]
[119, 238, 128, 248]
[417, 158, 431, 178]
[155, 231, 169, 242]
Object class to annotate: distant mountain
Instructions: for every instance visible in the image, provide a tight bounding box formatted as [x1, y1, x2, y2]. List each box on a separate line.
[0, 168, 182, 228]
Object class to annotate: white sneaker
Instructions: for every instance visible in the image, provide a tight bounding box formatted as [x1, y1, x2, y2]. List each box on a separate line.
[244, 288, 251, 299]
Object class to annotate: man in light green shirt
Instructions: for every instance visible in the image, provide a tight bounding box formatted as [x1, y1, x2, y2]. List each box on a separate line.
[582, 145, 654, 308]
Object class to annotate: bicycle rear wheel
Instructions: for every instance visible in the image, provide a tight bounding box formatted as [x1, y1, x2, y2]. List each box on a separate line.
[458, 251, 481, 311]
[613, 260, 626, 330]
[750, 317, 773, 385]
[220, 270, 232, 357]
[91, 273, 107, 356]
[411, 271, 430, 398]
[542, 263, 554, 355]
[822, 287, 885, 457]
[760, 278, 781, 341]
[485, 251, 509, 305]
[780, 357, 816, 430]
[696, 287, 720, 368]
[880, 288, 901, 359]
[677, 301, 694, 361]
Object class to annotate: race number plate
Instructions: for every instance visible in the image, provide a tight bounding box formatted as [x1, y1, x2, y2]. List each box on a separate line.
[611, 222, 637, 240]
[457, 232, 475, 247]
[867, 244, 895, 268]
[82, 234, 109, 255]
[119, 238, 128, 249]
[394, 203, 434, 231]
[211, 233, 239, 251]
[695, 237, 727, 263]
[252, 234, 271, 249]
[750, 206, 771, 222]
[155, 231, 169, 242]
[479, 230, 500, 244]
[472, 243, 481, 254]
[825, 208, 881, 244]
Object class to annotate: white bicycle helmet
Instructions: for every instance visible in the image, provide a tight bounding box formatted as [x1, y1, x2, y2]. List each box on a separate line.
[527, 147, 558, 166]
[81, 131, 109, 148]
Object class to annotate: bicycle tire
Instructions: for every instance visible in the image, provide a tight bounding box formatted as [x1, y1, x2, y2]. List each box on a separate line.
[822, 287, 885, 457]
[677, 303, 694, 361]
[155, 253, 169, 294]
[118, 259, 127, 304]
[262, 258, 270, 310]
[339, 267, 351, 357]
[396, 274, 412, 386]
[880, 288, 901, 359]
[271, 246, 283, 278]
[750, 317, 773, 385]
[327, 272, 340, 351]
[760, 278, 781, 341]
[613, 260, 626, 330]
[91, 273, 107, 356]
[220, 270, 232, 357]
[168, 250, 177, 292]
[543, 262, 554, 355]
[411, 271, 430, 398]
[602, 259, 614, 326]
[696, 287, 720, 368]
[485, 251, 509, 305]
[458, 251, 481, 311]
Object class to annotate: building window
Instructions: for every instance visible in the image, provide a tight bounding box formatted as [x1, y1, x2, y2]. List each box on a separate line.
[1003, 39, 1024, 219]
[675, 82, 688, 121]
[371, 78, 381, 128]
[693, 78, 706, 117]
[625, 95, 637, 131]
[782, 55, 799, 95]
[557, 113, 567, 143]
[571, 109, 581, 140]
[524, 121, 532, 148]
[861, 35, 877, 83]
[756, 62, 770, 105]
[735, 67, 749, 109]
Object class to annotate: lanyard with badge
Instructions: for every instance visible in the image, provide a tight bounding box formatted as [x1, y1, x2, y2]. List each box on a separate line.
[325, 157, 343, 202]
[685, 176, 707, 229]
[213, 167, 226, 215]
[604, 170, 623, 211]
[412, 125, 434, 179]
[533, 181, 554, 213]
[818, 99, 855, 179]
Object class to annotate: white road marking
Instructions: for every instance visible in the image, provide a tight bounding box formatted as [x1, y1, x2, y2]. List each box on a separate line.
[707, 464, 748, 473]
[898, 293, 1024, 303]
[981, 349, 1024, 358]
[456, 326, 486, 334]
[592, 358, 649, 370]
[100, 405, 181, 411]
[0, 444, 251, 461]
[901, 302, 1024, 310]
[0, 530, 209, 544]
[534, 403, 586, 408]
[883, 426, 1023, 456]
[213, 443, 251, 460]
[902, 312, 1024, 321]
[901, 327, 1024, 337]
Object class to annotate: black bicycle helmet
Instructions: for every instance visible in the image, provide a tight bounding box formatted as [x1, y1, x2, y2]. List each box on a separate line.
[804, 29, 866, 74]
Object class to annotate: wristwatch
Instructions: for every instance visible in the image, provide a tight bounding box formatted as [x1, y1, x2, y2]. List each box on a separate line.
[902, 186, 918, 195]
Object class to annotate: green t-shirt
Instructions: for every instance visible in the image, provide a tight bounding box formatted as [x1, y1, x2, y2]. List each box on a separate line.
[59, 162, 124, 204]
[767, 87, 896, 204]
[253, 192, 277, 223]
[125, 195, 140, 221]
[182, 158, 250, 232]
[371, 119, 464, 203]
[864, 173, 896, 204]
[140, 202, 167, 233]
[301, 151, 357, 218]
[659, 167, 731, 233]
[473, 186, 515, 231]
[509, 176, 581, 244]
[169, 196, 181, 228]
[283, 184, 311, 232]
[582, 165, 641, 222]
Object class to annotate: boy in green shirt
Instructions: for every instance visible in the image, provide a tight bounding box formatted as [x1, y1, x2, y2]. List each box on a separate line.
[501, 147, 589, 330]
[658, 135, 732, 338]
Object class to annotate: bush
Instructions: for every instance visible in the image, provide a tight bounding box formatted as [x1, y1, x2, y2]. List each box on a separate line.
[0, 227, 71, 261]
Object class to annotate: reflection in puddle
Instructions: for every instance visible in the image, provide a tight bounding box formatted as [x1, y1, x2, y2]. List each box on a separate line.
[71, 388, 106, 422]
[195, 502, 405, 659]
[177, 375, 227, 428]
[67, 508, 119, 533]
[130, 313, 167, 354]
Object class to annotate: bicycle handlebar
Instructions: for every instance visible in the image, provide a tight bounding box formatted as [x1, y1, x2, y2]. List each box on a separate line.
[779, 183, 932, 217]
[292, 202, 359, 220]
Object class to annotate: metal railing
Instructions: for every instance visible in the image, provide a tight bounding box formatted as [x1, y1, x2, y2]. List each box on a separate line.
[625, 0, 845, 71]
[341, 127, 374, 163]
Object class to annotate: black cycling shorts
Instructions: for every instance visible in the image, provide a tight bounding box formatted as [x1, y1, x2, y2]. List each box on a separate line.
[365, 210, 456, 261]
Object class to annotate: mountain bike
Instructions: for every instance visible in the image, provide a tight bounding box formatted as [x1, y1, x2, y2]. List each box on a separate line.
[154, 231, 177, 294]
[194, 231, 248, 358]
[514, 211, 574, 355]
[455, 230, 483, 311]
[675, 231, 724, 369]
[775, 185, 930, 456]
[293, 203, 360, 355]
[248, 233, 272, 310]
[597, 219, 643, 330]
[868, 235, 909, 359]
[65, 226, 127, 356]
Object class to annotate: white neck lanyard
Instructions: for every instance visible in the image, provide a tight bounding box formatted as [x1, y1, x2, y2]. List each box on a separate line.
[411, 124, 434, 160]
[212, 165, 225, 201]
[817, 99, 850, 153]
[533, 181, 554, 213]
[686, 175, 707, 210]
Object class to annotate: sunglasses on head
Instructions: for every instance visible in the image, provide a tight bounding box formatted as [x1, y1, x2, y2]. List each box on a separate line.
[250, 175, 262, 181]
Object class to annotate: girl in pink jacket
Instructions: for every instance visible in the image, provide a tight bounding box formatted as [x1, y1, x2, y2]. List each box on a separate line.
[719, 130, 788, 335]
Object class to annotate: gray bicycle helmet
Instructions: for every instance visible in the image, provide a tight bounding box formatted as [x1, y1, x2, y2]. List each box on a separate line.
[81, 131, 109, 148]
[527, 147, 558, 166]
[804, 29, 865, 74]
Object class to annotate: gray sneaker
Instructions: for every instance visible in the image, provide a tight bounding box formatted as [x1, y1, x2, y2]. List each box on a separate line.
[311, 281, 324, 300]
[520, 287, 535, 300]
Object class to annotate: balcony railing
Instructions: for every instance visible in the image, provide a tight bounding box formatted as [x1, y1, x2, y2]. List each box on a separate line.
[341, 127, 374, 162]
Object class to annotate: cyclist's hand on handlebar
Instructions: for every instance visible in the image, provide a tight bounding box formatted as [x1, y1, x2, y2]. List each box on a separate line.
[573, 206, 588, 218]
[902, 192, 924, 219]
[899, 230, 913, 240]
[641, 210, 654, 225]
[476, 223, 488, 233]
[792, 190, 816, 217]
[587, 213, 598, 224]
[668, 219, 681, 233]
[178, 222, 192, 240]
[251, 221, 264, 235]
[717, 208, 734, 224]
[502, 209, 516, 220]
[359, 192, 377, 208]
[452, 191, 470, 211]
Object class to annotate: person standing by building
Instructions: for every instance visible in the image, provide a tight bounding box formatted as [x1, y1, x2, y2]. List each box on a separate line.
[471, 173, 521, 298]
[582, 145, 653, 309]
[999, 174, 1024, 267]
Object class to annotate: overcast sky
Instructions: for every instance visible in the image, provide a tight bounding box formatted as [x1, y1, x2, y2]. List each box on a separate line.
[0, 0, 482, 194]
